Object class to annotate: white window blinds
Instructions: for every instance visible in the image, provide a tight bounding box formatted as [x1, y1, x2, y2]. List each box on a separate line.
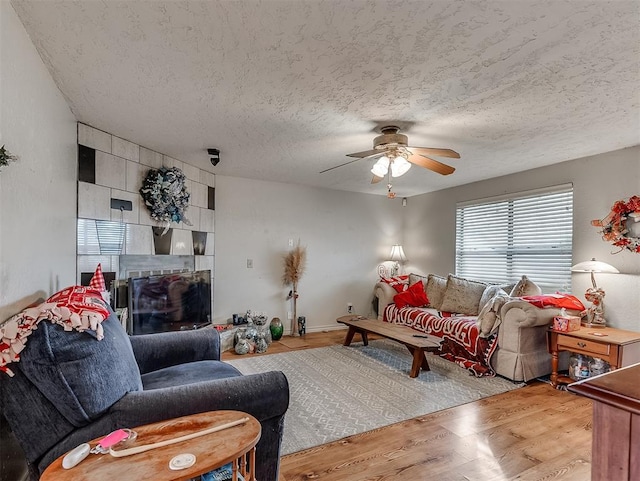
[455, 185, 573, 293]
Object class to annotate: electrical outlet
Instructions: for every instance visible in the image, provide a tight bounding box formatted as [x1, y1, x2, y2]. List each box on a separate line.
[287, 311, 292, 320]
[288, 239, 294, 247]
[347, 303, 353, 314]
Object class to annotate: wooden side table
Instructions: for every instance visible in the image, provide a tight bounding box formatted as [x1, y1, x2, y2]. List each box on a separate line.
[547, 326, 640, 387]
[41, 410, 261, 481]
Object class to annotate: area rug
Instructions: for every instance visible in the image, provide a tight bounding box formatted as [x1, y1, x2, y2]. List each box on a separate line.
[227, 339, 524, 455]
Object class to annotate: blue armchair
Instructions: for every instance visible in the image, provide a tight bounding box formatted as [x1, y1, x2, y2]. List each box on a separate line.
[0, 311, 289, 480]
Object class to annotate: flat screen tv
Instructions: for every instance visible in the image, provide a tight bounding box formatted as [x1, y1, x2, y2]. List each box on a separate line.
[127, 270, 212, 335]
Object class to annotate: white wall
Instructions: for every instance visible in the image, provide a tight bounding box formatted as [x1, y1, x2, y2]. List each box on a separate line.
[214, 175, 404, 332]
[405, 146, 640, 331]
[0, 2, 77, 321]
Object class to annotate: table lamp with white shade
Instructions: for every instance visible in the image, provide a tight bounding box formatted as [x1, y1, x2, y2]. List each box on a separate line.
[571, 258, 619, 328]
[389, 245, 407, 276]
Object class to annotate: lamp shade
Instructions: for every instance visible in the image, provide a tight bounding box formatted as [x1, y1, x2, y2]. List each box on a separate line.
[571, 258, 619, 273]
[389, 244, 407, 262]
[370, 156, 390, 177]
[390, 156, 411, 177]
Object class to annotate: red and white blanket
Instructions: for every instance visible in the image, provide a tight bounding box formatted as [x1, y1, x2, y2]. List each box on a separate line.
[383, 304, 497, 377]
[0, 286, 109, 376]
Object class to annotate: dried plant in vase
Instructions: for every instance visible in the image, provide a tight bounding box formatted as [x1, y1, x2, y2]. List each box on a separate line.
[282, 242, 306, 336]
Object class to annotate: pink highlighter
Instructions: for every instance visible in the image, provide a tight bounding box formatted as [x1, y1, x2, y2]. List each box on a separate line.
[62, 429, 137, 469]
[91, 428, 137, 454]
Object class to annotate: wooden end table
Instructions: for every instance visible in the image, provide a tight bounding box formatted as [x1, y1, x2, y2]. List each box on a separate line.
[41, 410, 261, 481]
[568, 363, 640, 481]
[337, 315, 441, 378]
[547, 326, 640, 387]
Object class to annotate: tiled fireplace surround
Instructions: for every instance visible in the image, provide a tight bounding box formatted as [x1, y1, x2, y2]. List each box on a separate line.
[76, 123, 215, 306]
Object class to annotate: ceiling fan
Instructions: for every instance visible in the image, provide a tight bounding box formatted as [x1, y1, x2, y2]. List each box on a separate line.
[320, 126, 460, 192]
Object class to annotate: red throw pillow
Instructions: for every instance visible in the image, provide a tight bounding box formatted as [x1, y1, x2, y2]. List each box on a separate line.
[521, 293, 585, 311]
[394, 281, 429, 309]
[380, 275, 409, 293]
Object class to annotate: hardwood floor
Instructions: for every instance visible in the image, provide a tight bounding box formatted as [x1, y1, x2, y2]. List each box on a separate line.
[224, 330, 593, 481]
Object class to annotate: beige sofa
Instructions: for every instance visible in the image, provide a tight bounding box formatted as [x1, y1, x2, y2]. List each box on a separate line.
[374, 273, 574, 382]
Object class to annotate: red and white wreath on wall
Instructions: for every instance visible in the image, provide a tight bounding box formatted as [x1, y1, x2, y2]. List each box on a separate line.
[591, 195, 640, 254]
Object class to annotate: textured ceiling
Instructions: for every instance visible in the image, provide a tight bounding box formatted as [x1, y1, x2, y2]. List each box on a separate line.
[11, 0, 640, 197]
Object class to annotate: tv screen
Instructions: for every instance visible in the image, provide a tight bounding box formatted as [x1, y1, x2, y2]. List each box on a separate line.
[128, 270, 212, 335]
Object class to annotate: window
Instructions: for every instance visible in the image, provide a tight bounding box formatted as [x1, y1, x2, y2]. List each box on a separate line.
[455, 184, 573, 293]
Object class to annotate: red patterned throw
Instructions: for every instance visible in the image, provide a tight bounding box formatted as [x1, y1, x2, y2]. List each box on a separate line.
[379, 275, 409, 293]
[0, 286, 109, 376]
[383, 304, 497, 377]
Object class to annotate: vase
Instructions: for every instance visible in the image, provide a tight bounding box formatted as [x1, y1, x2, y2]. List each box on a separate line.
[234, 338, 250, 355]
[256, 336, 269, 354]
[269, 317, 283, 341]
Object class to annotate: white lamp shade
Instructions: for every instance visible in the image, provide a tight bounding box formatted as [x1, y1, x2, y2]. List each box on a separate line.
[370, 156, 390, 177]
[571, 258, 619, 273]
[390, 156, 411, 177]
[389, 244, 407, 262]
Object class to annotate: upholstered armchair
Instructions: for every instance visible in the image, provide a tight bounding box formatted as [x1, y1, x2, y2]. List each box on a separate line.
[0, 311, 289, 481]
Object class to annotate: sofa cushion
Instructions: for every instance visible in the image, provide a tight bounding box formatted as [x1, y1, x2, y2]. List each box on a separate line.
[426, 274, 448, 309]
[410, 274, 448, 309]
[17, 311, 142, 427]
[408, 273, 428, 288]
[439, 275, 487, 316]
[393, 281, 429, 309]
[509, 275, 542, 297]
[141, 360, 241, 390]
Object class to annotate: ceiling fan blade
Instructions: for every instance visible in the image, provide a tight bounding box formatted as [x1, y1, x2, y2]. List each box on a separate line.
[320, 151, 386, 174]
[346, 149, 380, 159]
[407, 146, 460, 159]
[371, 175, 384, 184]
[408, 154, 455, 175]
[319, 157, 362, 174]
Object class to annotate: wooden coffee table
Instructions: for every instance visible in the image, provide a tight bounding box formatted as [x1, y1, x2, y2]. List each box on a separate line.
[41, 410, 261, 481]
[337, 316, 441, 378]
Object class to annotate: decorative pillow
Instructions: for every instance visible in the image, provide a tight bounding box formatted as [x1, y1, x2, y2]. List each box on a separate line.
[380, 275, 409, 293]
[408, 273, 428, 288]
[479, 284, 506, 312]
[509, 275, 542, 297]
[439, 274, 488, 316]
[521, 293, 585, 311]
[393, 281, 429, 309]
[500, 282, 517, 295]
[477, 292, 510, 337]
[17, 310, 142, 426]
[425, 274, 447, 310]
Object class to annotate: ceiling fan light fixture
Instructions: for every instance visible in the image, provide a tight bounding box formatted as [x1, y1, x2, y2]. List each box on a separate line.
[390, 156, 411, 177]
[370, 156, 390, 177]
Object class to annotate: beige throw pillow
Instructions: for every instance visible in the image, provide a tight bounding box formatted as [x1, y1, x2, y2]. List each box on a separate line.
[425, 274, 447, 310]
[439, 274, 487, 316]
[509, 275, 542, 297]
[408, 273, 428, 289]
